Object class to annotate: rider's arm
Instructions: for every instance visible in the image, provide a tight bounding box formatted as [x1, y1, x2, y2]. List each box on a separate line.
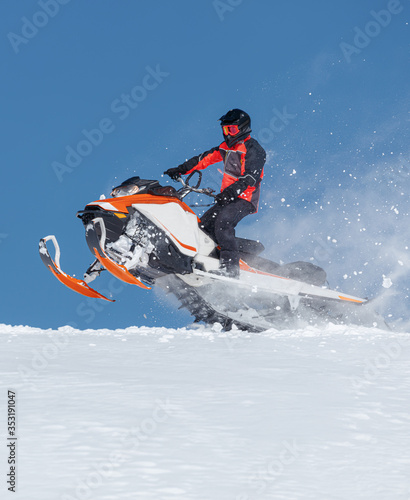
[179, 146, 223, 175]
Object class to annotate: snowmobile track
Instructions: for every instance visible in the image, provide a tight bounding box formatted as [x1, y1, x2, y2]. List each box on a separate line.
[160, 276, 266, 333]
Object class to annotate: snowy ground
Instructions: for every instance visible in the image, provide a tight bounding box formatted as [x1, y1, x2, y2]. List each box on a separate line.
[1, 322, 410, 500]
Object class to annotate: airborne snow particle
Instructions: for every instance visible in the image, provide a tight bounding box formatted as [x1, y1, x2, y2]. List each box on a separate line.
[382, 276, 393, 289]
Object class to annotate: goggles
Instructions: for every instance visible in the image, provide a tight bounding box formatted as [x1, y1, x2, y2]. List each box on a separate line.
[222, 124, 240, 136]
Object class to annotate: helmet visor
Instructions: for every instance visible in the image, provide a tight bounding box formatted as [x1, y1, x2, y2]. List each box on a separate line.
[222, 124, 240, 136]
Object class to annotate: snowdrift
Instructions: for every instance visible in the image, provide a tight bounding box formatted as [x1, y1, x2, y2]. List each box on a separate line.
[1, 322, 410, 499]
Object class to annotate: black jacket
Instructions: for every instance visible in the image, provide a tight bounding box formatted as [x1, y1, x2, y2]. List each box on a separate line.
[179, 136, 266, 210]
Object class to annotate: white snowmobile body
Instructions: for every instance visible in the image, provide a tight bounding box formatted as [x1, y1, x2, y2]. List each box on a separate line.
[39, 175, 382, 331]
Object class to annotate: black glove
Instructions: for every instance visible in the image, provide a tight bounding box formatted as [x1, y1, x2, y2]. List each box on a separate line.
[164, 167, 182, 180]
[215, 186, 237, 206]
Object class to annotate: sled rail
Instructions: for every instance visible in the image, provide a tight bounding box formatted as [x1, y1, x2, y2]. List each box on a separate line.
[39, 235, 114, 301]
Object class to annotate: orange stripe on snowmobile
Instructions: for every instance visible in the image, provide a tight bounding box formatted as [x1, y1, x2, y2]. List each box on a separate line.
[338, 295, 364, 303]
[169, 234, 197, 253]
[48, 266, 114, 301]
[239, 260, 366, 304]
[155, 220, 197, 253]
[87, 193, 197, 215]
[239, 259, 291, 280]
[92, 246, 151, 289]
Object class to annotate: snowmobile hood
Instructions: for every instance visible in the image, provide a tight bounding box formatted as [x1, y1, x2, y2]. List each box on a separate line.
[80, 193, 198, 216]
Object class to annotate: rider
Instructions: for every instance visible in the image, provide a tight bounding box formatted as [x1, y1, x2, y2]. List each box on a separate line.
[164, 108, 266, 278]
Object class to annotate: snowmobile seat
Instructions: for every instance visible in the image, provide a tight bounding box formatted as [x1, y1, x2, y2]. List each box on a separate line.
[235, 237, 265, 256]
[278, 261, 327, 286]
[239, 255, 327, 286]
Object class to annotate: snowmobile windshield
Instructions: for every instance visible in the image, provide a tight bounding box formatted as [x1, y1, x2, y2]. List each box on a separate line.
[110, 177, 162, 197]
[111, 184, 140, 197]
[111, 177, 161, 197]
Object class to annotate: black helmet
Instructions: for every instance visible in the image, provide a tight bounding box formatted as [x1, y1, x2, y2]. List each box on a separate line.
[219, 108, 251, 147]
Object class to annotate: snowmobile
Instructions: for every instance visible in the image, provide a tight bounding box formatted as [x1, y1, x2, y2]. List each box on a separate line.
[39, 173, 382, 331]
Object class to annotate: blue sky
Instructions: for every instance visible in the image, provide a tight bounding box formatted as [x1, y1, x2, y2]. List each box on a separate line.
[1, 0, 409, 330]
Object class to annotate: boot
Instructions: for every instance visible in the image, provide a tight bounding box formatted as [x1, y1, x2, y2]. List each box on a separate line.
[210, 259, 240, 279]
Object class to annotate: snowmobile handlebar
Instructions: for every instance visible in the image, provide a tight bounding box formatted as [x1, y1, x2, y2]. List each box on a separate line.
[177, 171, 216, 199]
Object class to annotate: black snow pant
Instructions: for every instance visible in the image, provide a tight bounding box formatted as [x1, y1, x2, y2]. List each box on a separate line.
[199, 198, 255, 268]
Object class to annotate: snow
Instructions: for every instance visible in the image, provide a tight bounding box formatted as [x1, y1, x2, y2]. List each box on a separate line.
[382, 276, 393, 289]
[2, 322, 410, 499]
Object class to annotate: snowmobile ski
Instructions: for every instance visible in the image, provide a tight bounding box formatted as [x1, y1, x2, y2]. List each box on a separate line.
[39, 236, 114, 301]
[85, 218, 151, 290]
